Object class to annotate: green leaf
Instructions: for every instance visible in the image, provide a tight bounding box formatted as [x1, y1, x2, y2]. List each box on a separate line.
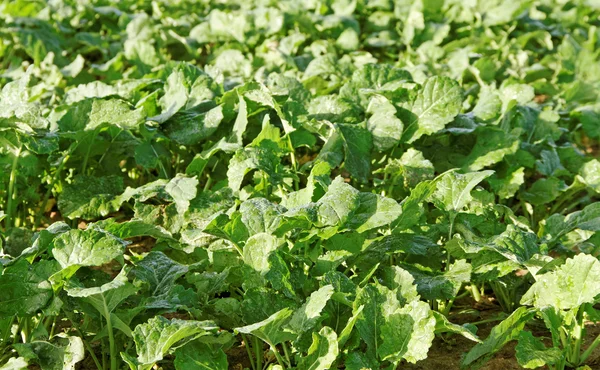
[240, 198, 286, 236]
[235, 308, 295, 346]
[366, 96, 404, 151]
[521, 254, 600, 310]
[378, 299, 435, 363]
[314, 176, 360, 228]
[297, 327, 339, 370]
[132, 251, 192, 309]
[462, 128, 519, 172]
[162, 105, 224, 145]
[240, 288, 296, 324]
[58, 99, 145, 132]
[401, 76, 463, 143]
[151, 63, 219, 123]
[404, 259, 472, 301]
[58, 175, 124, 220]
[432, 311, 480, 343]
[52, 227, 126, 271]
[174, 341, 228, 370]
[347, 192, 402, 233]
[472, 86, 502, 121]
[287, 285, 334, 334]
[0, 260, 55, 318]
[515, 331, 562, 369]
[165, 175, 199, 214]
[429, 170, 494, 215]
[579, 159, 600, 193]
[96, 218, 173, 240]
[0, 357, 28, 370]
[243, 233, 280, 275]
[521, 177, 563, 206]
[486, 226, 540, 265]
[14, 334, 84, 370]
[124, 316, 218, 370]
[461, 307, 535, 369]
[393, 179, 437, 230]
[227, 146, 283, 192]
[488, 167, 525, 200]
[337, 123, 373, 182]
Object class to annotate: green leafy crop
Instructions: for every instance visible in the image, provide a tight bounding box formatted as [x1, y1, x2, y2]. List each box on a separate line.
[1, 0, 600, 369]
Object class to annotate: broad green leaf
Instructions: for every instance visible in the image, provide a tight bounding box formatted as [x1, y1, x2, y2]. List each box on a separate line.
[174, 341, 228, 370]
[580, 159, 600, 193]
[521, 177, 563, 206]
[461, 307, 535, 369]
[521, 254, 600, 310]
[462, 128, 519, 172]
[52, 227, 126, 270]
[378, 299, 435, 363]
[339, 63, 412, 108]
[432, 311, 480, 343]
[287, 285, 334, 334]
[387, 148, 435, 189]
[339, 305, 363, 348]
[347, 192, 402, 233]
[227, 146, 283, 192]
[132, 251, 188, 295]
[165, 175, 198, 214]
[488, 167, 525, 200]
[58, 175, 124, 220]
[380, 266, 420, 306]
[515, 331, 562, 369]
[240, 198, 286, 236]
[473, 86, 502, 121]
[393, 179, 437, 230]
[162, 105, 224, 145]
[124, 316, 218, 370]
[58, 98, 145, 132]
[401, 76, 463, 143]
[131, 251, 193, 309]
[486, 226, 541, 265]
[314, 176, 360, 228]
[235, 308, 295, 346]
[14, 334, 84, 370]
[243, 233, 280, 275]
[429, 170, 494, 215]
[0, 259, 55, 318]
[97, 218, 173, 240]
[404, 259, 472, 301]
[337, 123, 373, 182]
[366, 95, 403, 151]
[151, 63, 219, 123]
[240, 288, 296, 324]
[0, 357, 28, 370]
[297, 327, 339, 370]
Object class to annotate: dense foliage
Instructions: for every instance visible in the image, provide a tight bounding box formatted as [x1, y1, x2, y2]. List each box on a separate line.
[1, 0, 600, 369]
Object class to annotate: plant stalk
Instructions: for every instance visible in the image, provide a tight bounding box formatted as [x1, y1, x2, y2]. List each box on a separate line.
[102, 297, 117, 370]
[6, 146, 21, 229]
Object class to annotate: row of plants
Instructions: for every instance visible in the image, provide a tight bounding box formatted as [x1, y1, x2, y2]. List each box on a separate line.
[1, 0, 600, 369]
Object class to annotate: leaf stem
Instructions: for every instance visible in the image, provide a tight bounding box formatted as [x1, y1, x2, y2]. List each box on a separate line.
[6, 146, 21, 229]
[37, 151, 72, 228]
[253, 336, 263, 370]
[287, 135, 299, 191]
[282, 342, 292, 367]
[269, 343, 286, 369]
[81, 131, 98, 175]
[102, 297, 117, 370]
[241, 334, 257, 370]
